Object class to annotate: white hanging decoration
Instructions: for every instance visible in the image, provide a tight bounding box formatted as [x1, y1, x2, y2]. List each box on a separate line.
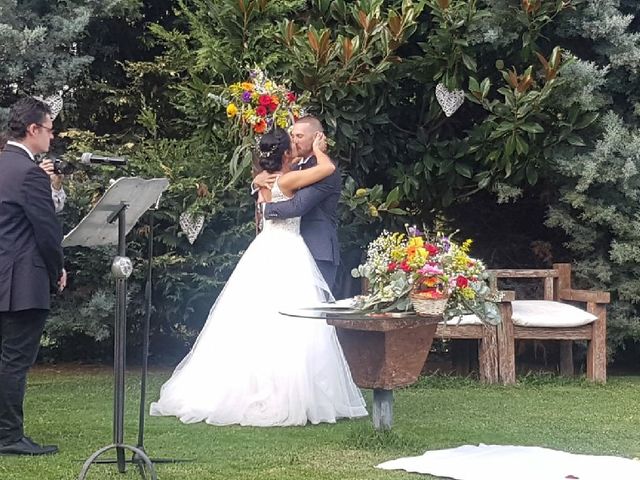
[179, 212, 205, 245]
[435, 83, 465, 117]
[35, 94, 64, 120]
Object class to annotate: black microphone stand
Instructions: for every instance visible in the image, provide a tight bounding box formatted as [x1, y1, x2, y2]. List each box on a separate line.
[132, 202, 191, 473]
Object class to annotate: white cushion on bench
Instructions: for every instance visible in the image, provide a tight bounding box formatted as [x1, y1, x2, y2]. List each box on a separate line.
[439, 314, 483, 326]
[511, 300, 597, 327]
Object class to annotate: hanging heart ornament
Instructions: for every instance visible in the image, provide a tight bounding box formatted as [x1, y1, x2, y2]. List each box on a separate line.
[36, 94, 64, 120]
[435, 83, 465, 117]
[179, 212, 205, 245]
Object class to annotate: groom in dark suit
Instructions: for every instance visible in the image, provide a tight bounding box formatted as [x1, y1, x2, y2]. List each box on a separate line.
[0, 97, 65, 456]
[254, 116, 341, 293]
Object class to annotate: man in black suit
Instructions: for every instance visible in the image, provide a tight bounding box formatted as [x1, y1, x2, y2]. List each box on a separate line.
[0, 97, 66, 456]
[254, 116, 341, 293]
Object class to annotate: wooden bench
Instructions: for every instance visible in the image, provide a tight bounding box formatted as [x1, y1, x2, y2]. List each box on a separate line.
[435, 316, 501, 384]
[491, 263, 609, 384]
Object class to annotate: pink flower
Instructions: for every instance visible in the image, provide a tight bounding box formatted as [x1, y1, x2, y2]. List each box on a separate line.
[419, 264, 443, 276]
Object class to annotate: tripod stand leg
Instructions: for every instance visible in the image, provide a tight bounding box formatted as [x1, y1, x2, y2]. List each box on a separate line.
[78, 444, 157, 480]
[117, 446, 126, 473]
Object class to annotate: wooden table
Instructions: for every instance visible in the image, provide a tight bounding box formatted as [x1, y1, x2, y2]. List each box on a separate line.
[281, 308, 440, 430]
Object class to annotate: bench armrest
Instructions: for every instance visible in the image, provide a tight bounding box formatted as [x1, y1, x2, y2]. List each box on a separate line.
[558, 288, 610, 304]
[497, 290, 516, 302]
[489, 268, 557, 278]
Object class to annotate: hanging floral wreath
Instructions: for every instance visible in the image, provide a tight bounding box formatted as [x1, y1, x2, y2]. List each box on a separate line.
[223, 67, 307, 137]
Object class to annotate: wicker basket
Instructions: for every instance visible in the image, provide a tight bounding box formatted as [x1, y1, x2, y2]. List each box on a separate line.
[410, 292, 448, 316]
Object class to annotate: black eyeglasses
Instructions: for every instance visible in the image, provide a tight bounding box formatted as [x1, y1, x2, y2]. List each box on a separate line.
[36, 124, 55, 134]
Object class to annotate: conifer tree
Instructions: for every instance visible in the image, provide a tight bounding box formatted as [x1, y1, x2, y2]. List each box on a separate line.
[546, 0, 640, 352]
[0, 0, 138, 125]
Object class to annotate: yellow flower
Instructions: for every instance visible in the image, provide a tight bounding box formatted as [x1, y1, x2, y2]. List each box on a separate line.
[390, 247, 406, 262]
[243, 108, 255, 120]
[408, 237, 424, 248]
[355, 188, 368, 198]
[229, 84, 243, 95]
[241, 82, 254, 91]
[226, 103, 238, 117]
[460, 287, 476, 300]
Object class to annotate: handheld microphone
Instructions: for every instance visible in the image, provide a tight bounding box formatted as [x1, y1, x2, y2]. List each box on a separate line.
[80, 152, 128, 166]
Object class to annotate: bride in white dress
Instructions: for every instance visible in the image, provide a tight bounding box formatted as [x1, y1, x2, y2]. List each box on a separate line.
[150, 128, 367, 426]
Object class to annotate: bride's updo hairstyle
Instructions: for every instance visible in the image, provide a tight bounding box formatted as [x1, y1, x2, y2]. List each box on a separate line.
[258, 127, 291, 173]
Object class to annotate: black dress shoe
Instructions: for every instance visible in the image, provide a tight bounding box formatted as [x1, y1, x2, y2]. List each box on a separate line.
[0, 437, 58, 456]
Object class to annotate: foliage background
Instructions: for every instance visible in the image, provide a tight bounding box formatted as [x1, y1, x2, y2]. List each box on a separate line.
[1, 0, 639, 366]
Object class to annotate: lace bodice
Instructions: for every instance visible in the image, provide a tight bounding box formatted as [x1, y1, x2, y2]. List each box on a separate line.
[262, 177, 300, 235]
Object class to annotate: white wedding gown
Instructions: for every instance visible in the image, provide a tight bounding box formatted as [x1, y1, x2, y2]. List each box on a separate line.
[150, 179, 367, 426]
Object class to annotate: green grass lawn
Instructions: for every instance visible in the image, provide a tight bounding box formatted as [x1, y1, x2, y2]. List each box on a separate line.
[1, 366, 639, 479]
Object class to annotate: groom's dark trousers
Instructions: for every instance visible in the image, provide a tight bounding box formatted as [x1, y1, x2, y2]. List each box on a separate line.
[0, 144, 64, 445]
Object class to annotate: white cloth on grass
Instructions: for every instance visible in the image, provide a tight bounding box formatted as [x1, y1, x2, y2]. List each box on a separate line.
[376, 444, 640, 480]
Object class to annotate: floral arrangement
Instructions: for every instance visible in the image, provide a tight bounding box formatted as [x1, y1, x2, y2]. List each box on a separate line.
[351, 226, 501, 325]
[224, 67, 306, 136]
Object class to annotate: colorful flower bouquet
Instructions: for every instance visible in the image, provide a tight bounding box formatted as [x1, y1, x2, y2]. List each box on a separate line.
[224, 67, 307, 137]
[351, 226, 502, 325]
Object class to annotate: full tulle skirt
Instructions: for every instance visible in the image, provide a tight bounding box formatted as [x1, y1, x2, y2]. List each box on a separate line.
[150, 228, 367, 426]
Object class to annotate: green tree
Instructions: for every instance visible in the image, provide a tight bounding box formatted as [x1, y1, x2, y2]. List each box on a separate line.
[544, 0, 640, 355]
[0, 0, 139, 124]
[21, 0, 640, 364]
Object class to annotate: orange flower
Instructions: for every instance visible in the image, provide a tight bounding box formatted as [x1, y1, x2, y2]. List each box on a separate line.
[423, 277, 439, 287]
[241, 82, 254, 91]
[254, 119, 267, 134]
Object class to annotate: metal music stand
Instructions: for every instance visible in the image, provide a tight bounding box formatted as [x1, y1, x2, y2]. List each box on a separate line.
[63, 177, 169, 480]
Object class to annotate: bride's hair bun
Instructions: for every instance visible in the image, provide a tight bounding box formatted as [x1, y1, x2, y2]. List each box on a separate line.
[258, 128, 290, 172]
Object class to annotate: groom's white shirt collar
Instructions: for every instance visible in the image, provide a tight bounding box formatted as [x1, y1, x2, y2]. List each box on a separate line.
[298, 155, 313, 167]
[6, 140, 36, 161]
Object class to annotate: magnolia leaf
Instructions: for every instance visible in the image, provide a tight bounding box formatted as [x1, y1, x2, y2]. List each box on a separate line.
[566, 133, 586, 146]
[574, 112, 599, 130]
[520, 122, 544, 134]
